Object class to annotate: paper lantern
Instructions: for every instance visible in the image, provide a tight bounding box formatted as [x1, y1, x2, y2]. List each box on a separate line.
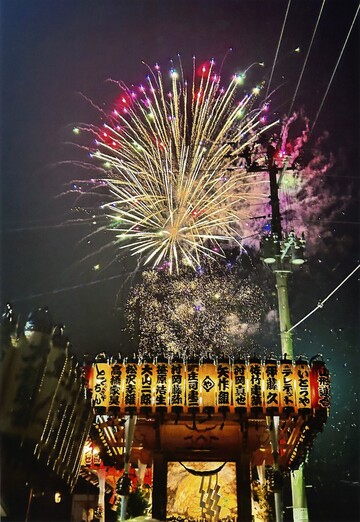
[216, 360, 232, 413]
[108, 362, 123, 414]
[124, 360, 139, 413]
[170, 358, 185, 413]
[249, 356, 263, 414]
[93, 361, 111, 413]
[279, 356, 295, 413]
[82, 362, 94, 394]
[186, 360, 200, 412]
[199, 359, 217, 414]
[264, 357, 279, 414]
[154, 358, 170, 412]
[310, 357, 330, 415]
[294, 357, 311, 414]
[232, 359, 247, 413]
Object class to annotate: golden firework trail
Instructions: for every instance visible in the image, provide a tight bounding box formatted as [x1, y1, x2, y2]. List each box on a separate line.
[82, 58, 277, 272]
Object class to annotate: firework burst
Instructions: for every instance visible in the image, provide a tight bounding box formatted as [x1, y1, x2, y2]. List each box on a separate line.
[75, 58, 277, 272]
[125, 263, 265, 359]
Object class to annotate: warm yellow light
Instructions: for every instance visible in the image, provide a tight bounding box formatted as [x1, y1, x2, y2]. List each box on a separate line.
[54, 492, 61, 503]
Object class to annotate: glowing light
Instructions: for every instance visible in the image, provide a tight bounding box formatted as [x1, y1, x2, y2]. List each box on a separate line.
[73, 127, 80, 134]
[80, 58, 279, 272]
[237, 109, 245, 119]
[235, 73, 245, 84]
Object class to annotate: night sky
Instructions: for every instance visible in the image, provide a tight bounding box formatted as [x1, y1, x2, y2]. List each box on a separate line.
[1, 1, 359, 520]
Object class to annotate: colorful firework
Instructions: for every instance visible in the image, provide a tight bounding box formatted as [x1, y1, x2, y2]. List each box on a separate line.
[238, 111, 350, 255]
[73, 58, 276, 272]
[125, 263, 265, 359]
[70, 59, 347, 274]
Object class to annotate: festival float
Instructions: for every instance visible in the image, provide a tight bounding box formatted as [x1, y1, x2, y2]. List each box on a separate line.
[81, 351, 330, 521]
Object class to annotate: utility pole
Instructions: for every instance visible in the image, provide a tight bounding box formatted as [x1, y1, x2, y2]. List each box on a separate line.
[261, 146, 308, 522]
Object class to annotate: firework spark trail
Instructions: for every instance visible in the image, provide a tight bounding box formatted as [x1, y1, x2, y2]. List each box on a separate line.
[125, 265, 265, 359]
[74, 58, 278, 272]
[70, 58, 348, 271]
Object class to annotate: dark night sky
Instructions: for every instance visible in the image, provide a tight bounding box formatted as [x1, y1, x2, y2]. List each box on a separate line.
[1, 1, 359, 520]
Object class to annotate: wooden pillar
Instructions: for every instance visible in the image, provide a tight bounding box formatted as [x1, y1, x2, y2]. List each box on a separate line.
[152, 453, 167, 521]
[236, 454, 252, 521]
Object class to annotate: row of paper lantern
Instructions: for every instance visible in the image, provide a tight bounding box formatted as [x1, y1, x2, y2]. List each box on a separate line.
[83, 357, 330, 416]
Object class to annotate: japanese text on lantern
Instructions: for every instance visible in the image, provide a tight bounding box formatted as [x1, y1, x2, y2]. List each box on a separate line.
[187, 363, 199, 409]
[109, 363, 122, 408]
[140, 363, 153, 408]
[249, 361, 262, 410]
[265, 362, 279, 412]
[171, 362, 184, 408]
[93, 363, 110, 408]
[233, 362, 247, 411]
[217, 363, 231, 409]
[317, 366, 330, 409]
[279, 362, 294, 411]
[124, 363, 138, 408]
[155, 363, 168, 409]
[295, 363, 311, 411]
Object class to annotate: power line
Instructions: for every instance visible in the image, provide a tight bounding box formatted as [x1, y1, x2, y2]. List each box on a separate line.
[289, 0, 326, 114]
[265, 0, 292, 99]
[311, 3, 360, 132]
[9, 272, 137, 304]
[1, 221, 99, 233]
[287, 264, 360, 333]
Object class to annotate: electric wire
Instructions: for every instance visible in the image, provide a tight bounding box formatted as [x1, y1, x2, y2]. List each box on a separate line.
[311, 3, 360, 132]
[9, 273, 135, 303]
[287, 264, 360, 333]
[265, 0, 292, 99]
[288, 0, 326, 114]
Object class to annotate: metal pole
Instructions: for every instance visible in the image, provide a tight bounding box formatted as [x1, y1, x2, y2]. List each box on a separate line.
[275, 272, 293, 359]
[291, 464, 308, 522]
[120, 494, 127, 521]
[274, 248, 308, 522]
[267, 157, 308, 522]
[120, 415, 137, 521]
[268, 158, 285, 522]
[267, 415, 283, 522]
